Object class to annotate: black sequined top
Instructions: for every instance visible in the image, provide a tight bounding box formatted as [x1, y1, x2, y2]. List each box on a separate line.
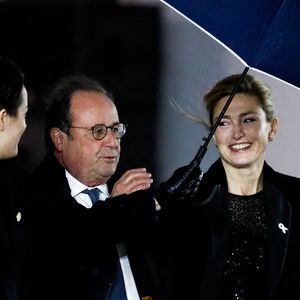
[219, 191, 267, 300]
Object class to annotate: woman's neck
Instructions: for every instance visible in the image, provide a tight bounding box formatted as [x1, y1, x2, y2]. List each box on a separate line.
[222, 159, 264, 196]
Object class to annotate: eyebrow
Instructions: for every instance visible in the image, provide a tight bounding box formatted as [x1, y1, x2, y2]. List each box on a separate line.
[213, 110, 258, 123]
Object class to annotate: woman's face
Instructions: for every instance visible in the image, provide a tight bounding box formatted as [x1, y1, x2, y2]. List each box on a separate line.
[0, 86, 28, 159]
[212, 93, 277, 169]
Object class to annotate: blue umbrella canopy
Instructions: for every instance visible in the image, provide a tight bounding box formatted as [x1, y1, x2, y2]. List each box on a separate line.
[161, 0, 300, 88]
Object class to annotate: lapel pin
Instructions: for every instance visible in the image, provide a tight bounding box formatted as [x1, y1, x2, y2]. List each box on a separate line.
[16, 212, 22, 222]
[278, 223, 288, 234]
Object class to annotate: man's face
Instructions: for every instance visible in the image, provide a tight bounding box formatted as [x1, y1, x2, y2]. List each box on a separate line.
[60, 90, 121, 186]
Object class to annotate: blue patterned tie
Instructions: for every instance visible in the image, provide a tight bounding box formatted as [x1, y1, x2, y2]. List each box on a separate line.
[82, 188, 100, 204]
[108, 260, 128, 300]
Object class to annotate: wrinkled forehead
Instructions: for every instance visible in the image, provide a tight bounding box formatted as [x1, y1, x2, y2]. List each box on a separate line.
[70, 90, 118, 124]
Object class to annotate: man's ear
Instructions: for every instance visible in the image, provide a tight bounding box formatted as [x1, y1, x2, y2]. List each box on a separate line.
[0, 108, 8, 131]
[50, 128, 67, 151]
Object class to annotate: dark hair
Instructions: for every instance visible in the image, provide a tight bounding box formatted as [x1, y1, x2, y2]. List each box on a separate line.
[44, 74, 114, 152]
[0, 56, 24, 116]
[204, 74, 274, 126]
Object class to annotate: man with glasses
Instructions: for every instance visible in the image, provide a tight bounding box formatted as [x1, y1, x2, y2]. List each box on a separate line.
[29, 74, 202, 300]
[29, 74, 166, 300]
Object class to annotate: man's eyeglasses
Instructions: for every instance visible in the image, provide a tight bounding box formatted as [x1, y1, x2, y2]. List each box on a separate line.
[70, 123, 127, 141]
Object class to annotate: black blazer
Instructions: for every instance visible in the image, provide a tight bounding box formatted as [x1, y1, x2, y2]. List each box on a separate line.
[29, 153, 164, 300]
[157, 159, 300, 300]
[0, 159, 32, 300]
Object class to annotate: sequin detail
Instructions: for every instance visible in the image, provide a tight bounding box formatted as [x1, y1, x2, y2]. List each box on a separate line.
[220, 191, 266, 300]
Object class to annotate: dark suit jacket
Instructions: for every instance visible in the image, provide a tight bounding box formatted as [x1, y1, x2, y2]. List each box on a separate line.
[29, 153, 164, 300]
[0, 159, 32, 300]
[157, 158, 300, 300]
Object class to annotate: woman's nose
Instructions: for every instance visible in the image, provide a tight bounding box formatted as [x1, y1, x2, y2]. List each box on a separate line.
[232, 123, 245, 139]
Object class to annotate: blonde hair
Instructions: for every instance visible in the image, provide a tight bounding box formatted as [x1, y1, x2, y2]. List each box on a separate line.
[204, 74, 274, 127]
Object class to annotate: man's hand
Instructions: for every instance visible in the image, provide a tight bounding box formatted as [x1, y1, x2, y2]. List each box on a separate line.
[111, 168, 153, 197]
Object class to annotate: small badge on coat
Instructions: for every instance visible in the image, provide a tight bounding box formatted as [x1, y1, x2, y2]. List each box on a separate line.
[16, 212, 22, 222]
[278, 222, 288, 234]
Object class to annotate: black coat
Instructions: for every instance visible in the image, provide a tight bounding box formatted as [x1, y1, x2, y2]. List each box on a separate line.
[157, 159, 300, 300]
[0, 159, 32, 300]
[29, 153, 164, 300]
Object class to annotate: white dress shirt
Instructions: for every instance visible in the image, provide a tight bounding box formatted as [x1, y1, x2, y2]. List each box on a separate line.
[65, 170, 140, 300]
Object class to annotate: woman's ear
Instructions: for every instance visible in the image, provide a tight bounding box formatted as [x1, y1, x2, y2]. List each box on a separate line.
[268, 117, 279, 142]
[50, 128, 67, 151]
[0, 108, 8, 131]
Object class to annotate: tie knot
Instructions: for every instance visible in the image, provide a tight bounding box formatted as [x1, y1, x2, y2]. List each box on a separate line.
[82, 188, 101, 204]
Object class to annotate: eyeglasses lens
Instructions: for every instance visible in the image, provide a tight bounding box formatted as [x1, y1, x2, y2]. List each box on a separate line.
[92, 124, 126, 140]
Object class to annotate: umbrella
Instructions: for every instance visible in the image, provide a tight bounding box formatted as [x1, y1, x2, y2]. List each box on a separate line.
[160, 0, 300, 88]
[156, 0, 300, 180]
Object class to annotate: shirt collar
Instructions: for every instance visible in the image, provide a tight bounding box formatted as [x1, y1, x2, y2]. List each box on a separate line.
[65, 169, 109, 198]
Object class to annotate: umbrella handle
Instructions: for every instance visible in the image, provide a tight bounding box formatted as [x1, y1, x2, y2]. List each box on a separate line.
[193, 66, 250, 167]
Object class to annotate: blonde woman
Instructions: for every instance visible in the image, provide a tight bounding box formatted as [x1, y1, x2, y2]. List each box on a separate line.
[158, 74, 300, 300]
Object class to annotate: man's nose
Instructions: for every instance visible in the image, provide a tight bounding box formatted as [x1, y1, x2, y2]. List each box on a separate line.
[104, 128, 119, 147]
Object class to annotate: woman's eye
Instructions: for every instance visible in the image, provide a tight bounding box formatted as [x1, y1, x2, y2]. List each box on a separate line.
[218, 120, 228, 126]
[244, 118, 256, 123]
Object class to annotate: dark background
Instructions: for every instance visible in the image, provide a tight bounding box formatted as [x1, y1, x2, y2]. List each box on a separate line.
[0, 0, 161, 178]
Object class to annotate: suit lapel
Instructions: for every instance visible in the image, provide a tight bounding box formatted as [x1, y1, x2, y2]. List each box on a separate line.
[265, 183, 291, 299]
[200, 188, 229, 300]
